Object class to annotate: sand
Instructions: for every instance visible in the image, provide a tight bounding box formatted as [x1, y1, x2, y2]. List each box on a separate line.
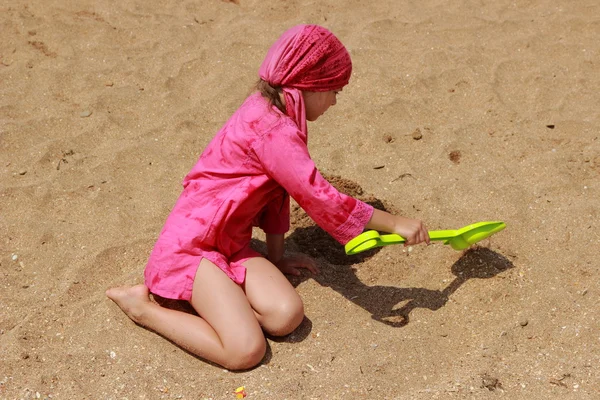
[1, 0, 600, 398]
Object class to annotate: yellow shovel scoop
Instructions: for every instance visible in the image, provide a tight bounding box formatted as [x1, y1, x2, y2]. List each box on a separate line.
[345, 221, 506, 255]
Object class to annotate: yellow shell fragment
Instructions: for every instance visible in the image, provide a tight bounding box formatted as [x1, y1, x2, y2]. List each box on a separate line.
[234, 386, 246, 399]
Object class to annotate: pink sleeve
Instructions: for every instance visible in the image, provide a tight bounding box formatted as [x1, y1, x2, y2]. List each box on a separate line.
[258, 192, 290, 234]
[252, 125, 374, 245]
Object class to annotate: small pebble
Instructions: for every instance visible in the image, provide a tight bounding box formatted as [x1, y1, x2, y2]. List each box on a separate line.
[80, 110, 92, 118]
[519, 318, 529, 327]
[12, 254, 18, 261]
[19, 169, 27, 175]
[482, 375, 500, 391]
[412, 128, 423, 140]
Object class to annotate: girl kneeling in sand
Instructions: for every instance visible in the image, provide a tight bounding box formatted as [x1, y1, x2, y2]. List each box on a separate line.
[106, 24, 430, 370]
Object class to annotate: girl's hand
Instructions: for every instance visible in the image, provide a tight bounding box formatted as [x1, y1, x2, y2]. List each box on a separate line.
[395, 216, 430, 246]
[366, 209, 430, 246]
[275, 254, 319, 276]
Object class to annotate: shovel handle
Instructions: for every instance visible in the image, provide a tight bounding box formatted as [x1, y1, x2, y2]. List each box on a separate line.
[377, 230, 457, 245]
[344, 230, 458, 254]
[346, 221, 506, 255]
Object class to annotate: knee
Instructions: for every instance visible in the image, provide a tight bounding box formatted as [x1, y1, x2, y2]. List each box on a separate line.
[264, 296, 305, 337]
[223, 337, 267, 371]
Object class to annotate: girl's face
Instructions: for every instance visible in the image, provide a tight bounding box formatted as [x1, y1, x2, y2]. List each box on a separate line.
[303, 90, 340, 121]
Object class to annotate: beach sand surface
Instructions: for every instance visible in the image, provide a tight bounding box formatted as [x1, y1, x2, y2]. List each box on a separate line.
[1, 0, 600, 398]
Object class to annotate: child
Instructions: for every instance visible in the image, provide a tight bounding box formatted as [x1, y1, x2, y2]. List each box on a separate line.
[106, 24, 430, 371]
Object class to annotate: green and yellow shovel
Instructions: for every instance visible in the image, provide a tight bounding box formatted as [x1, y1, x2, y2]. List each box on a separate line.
[345, 221, 506, 255]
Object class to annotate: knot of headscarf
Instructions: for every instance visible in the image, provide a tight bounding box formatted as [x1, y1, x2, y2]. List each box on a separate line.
[259, 25, 352, 137]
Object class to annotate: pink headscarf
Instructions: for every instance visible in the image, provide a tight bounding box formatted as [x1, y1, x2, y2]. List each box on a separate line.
[259, 25, 352, 135]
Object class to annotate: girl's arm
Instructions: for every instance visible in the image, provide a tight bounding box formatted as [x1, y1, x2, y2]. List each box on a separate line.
[252, 128, 371, 245]
[366, 208, 430, 246]
[252, 123, 427, 246]
[266, 233, 285, 264]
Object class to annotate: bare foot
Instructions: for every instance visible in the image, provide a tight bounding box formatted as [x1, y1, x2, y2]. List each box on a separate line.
[106, 284, 153, 324]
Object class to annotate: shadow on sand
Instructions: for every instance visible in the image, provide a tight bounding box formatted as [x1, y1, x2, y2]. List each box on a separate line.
[150, 232, 513, 367]
[280, 229, 514, 328]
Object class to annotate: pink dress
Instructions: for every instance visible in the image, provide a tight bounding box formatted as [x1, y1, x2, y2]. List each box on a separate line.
[144, 93, 374, 300]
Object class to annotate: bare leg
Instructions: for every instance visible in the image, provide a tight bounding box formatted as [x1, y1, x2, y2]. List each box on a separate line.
[106, 259, 266, 370]
[242, 257, 305, 336]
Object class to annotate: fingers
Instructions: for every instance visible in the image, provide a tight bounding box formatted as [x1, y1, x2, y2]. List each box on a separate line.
[304, 260, 320, 275]
[291, 255, 319, 275]
[404, 224, 430, 246]
[276, 264, 301, 276]
[420, 226, 430, 245]
[415, 221, 429, 245]
[277, 255, 319, 276]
